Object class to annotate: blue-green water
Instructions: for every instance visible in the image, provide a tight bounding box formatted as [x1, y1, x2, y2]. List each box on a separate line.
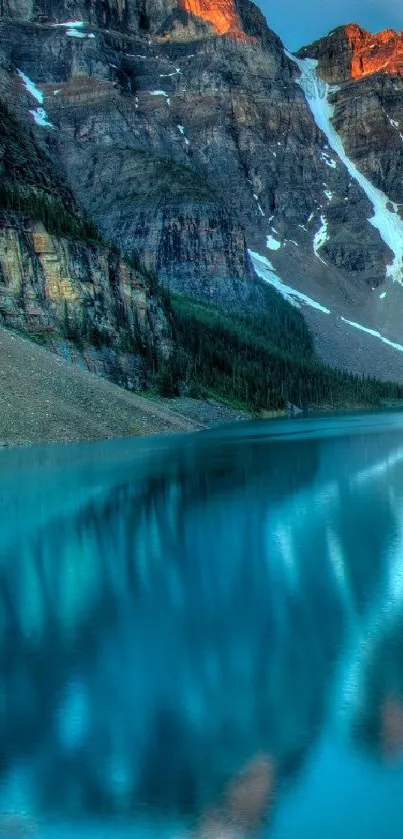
[2, 413, 403, 837]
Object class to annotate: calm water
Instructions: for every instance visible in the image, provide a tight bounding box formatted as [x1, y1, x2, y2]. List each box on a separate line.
[1, 413, 403, 838]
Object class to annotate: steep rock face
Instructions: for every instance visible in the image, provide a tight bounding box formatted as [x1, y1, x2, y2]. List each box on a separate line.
[298, 26, 403, 204]
[3, 1, 403, 379]
[0, 5, 391, 305]
[299, 24, 403, 84]
[0, 220, 172, 388]
[0, 0, 269, 43]
[346, 24, 403, 80]
[180, 0, 251, 41]
[298, 26, 353, 84]
[0, 90, 172, 389]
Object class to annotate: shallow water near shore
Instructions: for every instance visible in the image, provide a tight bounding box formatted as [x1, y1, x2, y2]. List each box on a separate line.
[1, 412, 403, 837]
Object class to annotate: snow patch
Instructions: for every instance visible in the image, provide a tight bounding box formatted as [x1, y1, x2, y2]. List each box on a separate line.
[66, 29, 87, 37]
[380, 292, 387, 299]
[250, 250, 331, 313]
[323, 188, 333, 201]
[320, 150, 337, 168]
[52, 20, 85, 27]
[17, 70, 54, 128]
[30, 107, 54, 128]
[289, 52, 403, 283]
[17, 70, 43, 104]
[177, 126, 189, 145]
[267, 235, 281, 250]
[313, 215, 328, 264]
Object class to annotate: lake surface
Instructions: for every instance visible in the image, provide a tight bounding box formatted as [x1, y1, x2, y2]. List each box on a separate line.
[1, 413, 403, 838]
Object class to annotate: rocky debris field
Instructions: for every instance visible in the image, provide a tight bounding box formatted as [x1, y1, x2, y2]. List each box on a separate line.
[0, 327, 248, 445]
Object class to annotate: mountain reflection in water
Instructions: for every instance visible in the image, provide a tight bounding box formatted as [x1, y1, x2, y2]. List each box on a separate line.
[1, 413, 403, 837]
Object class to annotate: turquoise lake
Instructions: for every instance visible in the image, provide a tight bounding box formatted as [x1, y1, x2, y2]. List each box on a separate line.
[1, 413, 403, 837]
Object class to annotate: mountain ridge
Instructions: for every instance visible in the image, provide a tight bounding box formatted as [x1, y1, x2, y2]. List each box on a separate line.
[2, 0, 403, 423]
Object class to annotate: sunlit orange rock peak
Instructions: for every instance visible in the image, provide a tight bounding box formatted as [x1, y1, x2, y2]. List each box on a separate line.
[345, 22, 403, 78]
[180, 0, 253, 41]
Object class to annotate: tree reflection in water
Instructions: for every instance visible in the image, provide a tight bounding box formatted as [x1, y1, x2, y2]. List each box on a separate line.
[0, 419, 402, 836]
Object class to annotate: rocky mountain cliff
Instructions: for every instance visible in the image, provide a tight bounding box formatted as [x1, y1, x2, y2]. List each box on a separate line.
[298, 25, 403, 204]
[2, 0, 403, 386]
[0, 98, 172, 389]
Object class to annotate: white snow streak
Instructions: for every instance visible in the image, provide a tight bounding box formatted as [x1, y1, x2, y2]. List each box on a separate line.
[160, 67, 181, 77]
[17, 70, 54, 128]
[17, 70, 43, 104]
[177, 125, 190, 145]
[341, 317, 403, 353]
[249, 250, 331, 313]
[313, 215, 328, 264]
[288, 52, 403, 283]
[52, 20, 85, 27]
[66, 28, 95, 38]
[252, 193, 266, 216]
[30, 108, 54, 127]
[149, 90, 169, 97]
[380, 292, 387, 299]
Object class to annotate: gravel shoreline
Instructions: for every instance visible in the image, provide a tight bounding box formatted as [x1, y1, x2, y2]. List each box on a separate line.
[0, 328, 248, 446]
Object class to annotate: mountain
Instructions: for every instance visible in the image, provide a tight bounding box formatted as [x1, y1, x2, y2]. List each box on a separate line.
[2, 0, 403, 418]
